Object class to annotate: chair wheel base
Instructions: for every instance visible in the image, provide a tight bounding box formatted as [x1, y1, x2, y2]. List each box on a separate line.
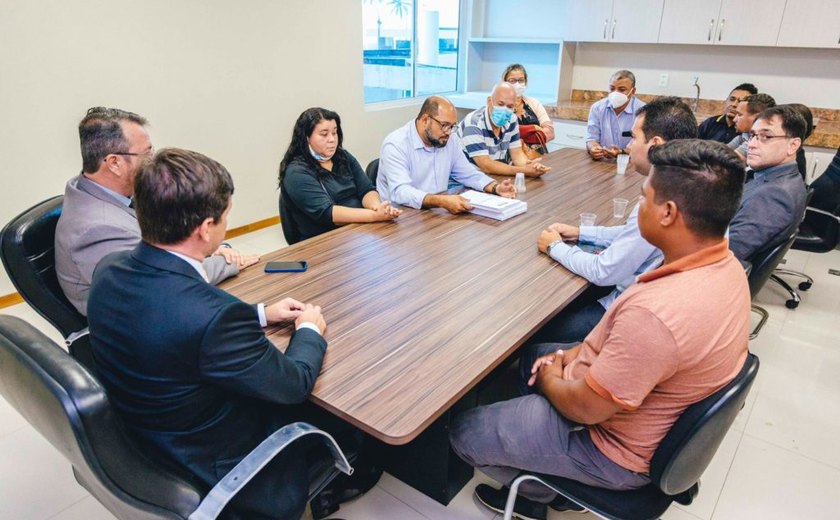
[785, 299, 799, 309]
[798, 281, 812, 291]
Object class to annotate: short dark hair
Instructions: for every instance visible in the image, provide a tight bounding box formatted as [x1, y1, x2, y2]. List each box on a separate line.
[278, 107, 346, 186]
[134, 148, 234, 245]
[502, 63, 528, 82]
[636, 97, 698, 142]
[782, 103, 814, 139]
[756, 105, 808, 141]
[648, 139, 746, 238]
[78, 107, 147, 174]
[732, 83, 758, 95]
[743, 93, 776, 115]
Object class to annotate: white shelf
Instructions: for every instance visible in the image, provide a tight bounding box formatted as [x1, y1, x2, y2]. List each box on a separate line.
[467, 37, 563, 44]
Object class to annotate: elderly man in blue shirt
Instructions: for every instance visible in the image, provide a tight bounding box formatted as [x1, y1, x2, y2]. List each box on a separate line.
[586, 70, 646, 161]
[534, 97, 698, 344]
[377, 95, 516, 214]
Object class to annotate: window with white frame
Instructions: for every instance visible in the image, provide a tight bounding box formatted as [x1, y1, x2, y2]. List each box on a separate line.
[362, 0, 460, 104]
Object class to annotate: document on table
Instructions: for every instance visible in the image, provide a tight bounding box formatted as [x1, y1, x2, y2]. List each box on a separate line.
[460, 190, 527, 221]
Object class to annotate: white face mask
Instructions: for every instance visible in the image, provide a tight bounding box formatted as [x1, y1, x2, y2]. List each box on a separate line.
[608, 91, 629, 109]
[512, 83, 526, 97]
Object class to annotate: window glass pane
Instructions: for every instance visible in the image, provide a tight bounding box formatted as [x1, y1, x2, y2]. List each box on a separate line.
[362, 1, 415, 103]
[415, 0, 459, 97]
[362, 0, 460, 104]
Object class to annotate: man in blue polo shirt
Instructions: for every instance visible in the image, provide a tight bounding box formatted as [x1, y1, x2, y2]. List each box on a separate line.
[457, 83, 550, 177]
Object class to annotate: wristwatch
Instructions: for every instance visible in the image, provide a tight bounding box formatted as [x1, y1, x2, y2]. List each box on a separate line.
[546, 239, 562, 257]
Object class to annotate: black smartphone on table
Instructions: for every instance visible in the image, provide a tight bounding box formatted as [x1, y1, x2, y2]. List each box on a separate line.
[264, 261, 308, 273]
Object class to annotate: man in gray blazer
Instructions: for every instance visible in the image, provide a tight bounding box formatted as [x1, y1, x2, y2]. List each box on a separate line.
[55, 107, 258, 315]
[728, 105, 808, 261]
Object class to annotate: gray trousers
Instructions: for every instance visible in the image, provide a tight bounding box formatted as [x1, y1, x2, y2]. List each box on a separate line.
[450, 343, 649, 503]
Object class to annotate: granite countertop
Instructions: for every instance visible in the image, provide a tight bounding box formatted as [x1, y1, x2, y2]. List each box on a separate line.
[545, 90, 840, 150]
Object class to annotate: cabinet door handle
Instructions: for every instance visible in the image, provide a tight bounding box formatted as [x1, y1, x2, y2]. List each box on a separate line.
[708, 19, 715, 41]
[612, 19, 617, 39]
[567, 134, 583, 140]
[603, 18, 609, 39]
[718, 18, 725, 41]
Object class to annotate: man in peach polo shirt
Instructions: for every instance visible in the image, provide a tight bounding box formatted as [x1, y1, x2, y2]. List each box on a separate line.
[450, 139, 751, 520]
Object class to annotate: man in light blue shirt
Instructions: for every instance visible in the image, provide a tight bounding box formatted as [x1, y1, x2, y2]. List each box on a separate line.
[533, 97, 698, 343]
[377, 96, 516, 213]
[586, 70, 645, 160]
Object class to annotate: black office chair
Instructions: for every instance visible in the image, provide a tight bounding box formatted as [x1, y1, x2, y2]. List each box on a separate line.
[278, 186, 303, 246]
[365, 159, 379, 185]
[744, 234, 796, 338]
[502, 353, 759, 520]
[0, 196, 94, 369]
[0, 315, 352, 520]
[771, 177, 840, 302]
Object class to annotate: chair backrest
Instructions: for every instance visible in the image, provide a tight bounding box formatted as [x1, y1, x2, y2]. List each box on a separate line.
[0, 315, 204, 519]
[746, 234, 796, 299]
[649, 353, 759, 495]
[0, 196, 87, 338]
[365, 159, 379, 185]
[278, 186, 302, 246]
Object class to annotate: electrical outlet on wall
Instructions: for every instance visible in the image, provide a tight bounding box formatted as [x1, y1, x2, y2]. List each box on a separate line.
[659, 73, 669, 87]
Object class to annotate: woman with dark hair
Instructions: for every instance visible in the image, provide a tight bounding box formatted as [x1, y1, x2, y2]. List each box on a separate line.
[278, 107, 401, 244]
[502, 64, 555, 157]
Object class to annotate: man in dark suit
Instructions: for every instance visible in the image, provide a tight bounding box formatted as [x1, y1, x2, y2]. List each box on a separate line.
[56, 107, 257, 315]
[88, 148, 328, 519]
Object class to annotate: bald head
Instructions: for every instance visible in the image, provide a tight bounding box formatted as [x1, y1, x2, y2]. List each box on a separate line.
[490, 82, 516, 106]
[417, 95, 455, 121]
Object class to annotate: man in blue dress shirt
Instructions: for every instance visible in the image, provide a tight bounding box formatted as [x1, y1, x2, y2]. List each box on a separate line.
[534, 97, 697, 344]
[377, 95, 516, 214]
[586, 70, 646, 161]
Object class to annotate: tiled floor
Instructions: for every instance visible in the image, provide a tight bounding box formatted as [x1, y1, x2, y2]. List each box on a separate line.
[1, 226, 838, 520]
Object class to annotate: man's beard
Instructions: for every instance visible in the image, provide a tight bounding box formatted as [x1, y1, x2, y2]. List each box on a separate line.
[425, 128, 448, 148]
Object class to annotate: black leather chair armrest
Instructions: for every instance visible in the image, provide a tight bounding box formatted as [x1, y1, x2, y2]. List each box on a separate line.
[188, 422, 353, 520]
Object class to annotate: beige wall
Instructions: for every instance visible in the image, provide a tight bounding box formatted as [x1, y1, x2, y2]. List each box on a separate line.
[0, 0, 420, 296]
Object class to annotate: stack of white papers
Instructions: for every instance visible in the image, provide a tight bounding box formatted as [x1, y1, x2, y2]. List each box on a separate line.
[460, 190, 527, 221]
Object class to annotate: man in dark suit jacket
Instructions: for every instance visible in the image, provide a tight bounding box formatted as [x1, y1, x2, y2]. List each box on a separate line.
[56, 107, 257, 315]
[729, 106, 808, 261]
[88, 148, 328, 519]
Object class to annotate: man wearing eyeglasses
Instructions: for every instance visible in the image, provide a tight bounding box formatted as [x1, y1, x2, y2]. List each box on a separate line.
[728, 105, 808, 261]
[378, 96, 517, 214]
[698, 83, 758, 144]
[55, 107, 258, 315]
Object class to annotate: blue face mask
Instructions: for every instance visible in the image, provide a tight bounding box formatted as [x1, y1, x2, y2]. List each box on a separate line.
[309, 145, 332, 162]
[490, 106, 512, 127]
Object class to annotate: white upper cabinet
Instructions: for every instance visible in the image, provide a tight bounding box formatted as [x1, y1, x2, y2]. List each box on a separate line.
[659, 0, 786, 46]
[561, 0, 614, 42]
[715, 0, 786, 46]
[658, 1, 723, 44]
[561, 0, 664, 43]
[611, 0, 666, 43]
[776, 0, 840, 48]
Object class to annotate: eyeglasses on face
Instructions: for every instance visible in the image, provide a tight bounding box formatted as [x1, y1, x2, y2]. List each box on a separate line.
[747, 132, 791, 143]
[429, 115, 455, 133]
[506, 78, 526, 85]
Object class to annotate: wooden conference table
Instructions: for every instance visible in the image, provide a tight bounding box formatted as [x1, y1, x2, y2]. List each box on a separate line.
[220, 148, 644, 501]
